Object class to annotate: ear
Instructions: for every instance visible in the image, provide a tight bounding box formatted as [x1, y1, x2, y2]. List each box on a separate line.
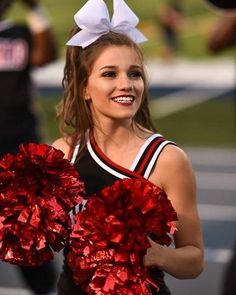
[83, 87, 91, 100]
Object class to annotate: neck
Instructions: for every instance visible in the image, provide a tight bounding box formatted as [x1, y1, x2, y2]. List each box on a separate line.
[92, 115, 131, 137]
[93, 123, 134, 148]
[92, 120, 151, 153]
[91, 122, 152, 169]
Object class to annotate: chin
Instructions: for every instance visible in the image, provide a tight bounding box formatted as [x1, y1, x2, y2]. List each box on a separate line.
[115, 114, 136, 121]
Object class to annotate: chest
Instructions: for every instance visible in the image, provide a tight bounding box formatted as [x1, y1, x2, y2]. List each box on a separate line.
[73, 133, 173, 196]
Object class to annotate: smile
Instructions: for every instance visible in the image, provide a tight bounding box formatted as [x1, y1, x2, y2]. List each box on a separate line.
[112, 96, 135, 103]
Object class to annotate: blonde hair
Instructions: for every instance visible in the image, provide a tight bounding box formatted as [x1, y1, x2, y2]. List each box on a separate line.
[57, 28, 156, 152]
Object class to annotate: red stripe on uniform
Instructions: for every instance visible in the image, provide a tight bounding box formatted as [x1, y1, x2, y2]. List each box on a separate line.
[90, 133, 142, 179]
[135, 137, 165, 175]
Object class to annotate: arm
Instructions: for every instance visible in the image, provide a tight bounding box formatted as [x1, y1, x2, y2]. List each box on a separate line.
[52, 138, 71, 160]
[208, 13, 236, 53]
[22, 0, 57, 66]
[144, 145, 204, 279]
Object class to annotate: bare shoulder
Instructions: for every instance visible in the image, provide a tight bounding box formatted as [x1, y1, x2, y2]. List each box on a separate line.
[52, 138, 71, 159]
[158, 144, 192, 169]
[150, 144, 195, 191]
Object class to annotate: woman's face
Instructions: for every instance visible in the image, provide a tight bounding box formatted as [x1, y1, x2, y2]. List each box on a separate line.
[84, 45, 144, 125]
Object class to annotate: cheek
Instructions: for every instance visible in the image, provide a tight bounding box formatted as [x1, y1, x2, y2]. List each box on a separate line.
[136, 81, 145, 96]
[88, 79, 107, 94]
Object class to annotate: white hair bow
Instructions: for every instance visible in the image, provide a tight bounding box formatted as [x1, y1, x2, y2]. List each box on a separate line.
[66, 0, 147, 48]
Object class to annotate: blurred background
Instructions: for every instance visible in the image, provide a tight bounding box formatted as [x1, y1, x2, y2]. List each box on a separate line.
[6, 0, 235, 147]
[1, 0, 236, 295]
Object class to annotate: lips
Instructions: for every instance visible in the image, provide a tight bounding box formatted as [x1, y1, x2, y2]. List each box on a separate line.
[112, 96, 135, 103]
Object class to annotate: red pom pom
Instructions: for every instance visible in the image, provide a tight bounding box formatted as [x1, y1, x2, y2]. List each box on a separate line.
[67, 178, 177, 294]
[0, 143, 85, 266]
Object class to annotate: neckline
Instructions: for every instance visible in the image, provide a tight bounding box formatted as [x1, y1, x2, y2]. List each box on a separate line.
[89, 131, 160, 173]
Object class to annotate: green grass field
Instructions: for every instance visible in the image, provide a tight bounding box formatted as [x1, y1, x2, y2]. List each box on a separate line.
[38, 94, 236, 148]
[7, 0, 236, 58]
[154, 96, 236, 148]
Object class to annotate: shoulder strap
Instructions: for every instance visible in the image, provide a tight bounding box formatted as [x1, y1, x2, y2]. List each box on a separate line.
[67, 133, 81, 164]
[143, 140, 176, 179]
[133, 136, 176, 179]
[70, 143, 80, 164]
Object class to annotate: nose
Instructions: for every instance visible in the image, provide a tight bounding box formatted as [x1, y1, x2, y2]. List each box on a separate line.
[117, 75, 133, 91]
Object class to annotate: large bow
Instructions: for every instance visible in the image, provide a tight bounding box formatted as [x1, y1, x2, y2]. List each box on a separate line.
[66, 0, 147, 48]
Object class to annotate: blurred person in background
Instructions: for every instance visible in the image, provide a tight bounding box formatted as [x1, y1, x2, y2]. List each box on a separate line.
[206, 0, 236, 53]
[205, 1, 236, 295]
[0, 0, 58, 294]
[157, 0, 185, 60]
[221, 242, 236, 295]
[0, 0, 57, 155]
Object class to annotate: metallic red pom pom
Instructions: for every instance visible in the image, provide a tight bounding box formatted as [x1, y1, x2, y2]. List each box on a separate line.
[0, 143, 85, 266]
[67, 178, 177, 294]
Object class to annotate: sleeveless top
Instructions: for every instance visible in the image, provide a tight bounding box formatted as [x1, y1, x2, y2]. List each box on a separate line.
[57, 132, 175, 295]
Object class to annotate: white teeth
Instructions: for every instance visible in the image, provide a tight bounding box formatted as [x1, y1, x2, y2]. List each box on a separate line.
[113, 96, 134, 103]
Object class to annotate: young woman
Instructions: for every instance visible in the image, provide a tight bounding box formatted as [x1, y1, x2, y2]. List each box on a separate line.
[53, 0, 204, 294]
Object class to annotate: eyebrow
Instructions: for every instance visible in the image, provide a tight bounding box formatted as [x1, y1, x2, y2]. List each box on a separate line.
[99, 65, 142, 71]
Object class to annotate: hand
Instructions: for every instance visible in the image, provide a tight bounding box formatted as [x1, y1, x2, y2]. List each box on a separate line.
[21, 0, 39, 9]
[143, 237, 164, 268]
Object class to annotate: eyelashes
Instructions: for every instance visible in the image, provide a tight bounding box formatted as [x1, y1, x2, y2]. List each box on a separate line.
[101, 70, 143, 79]
[129, 70, 143, 78]
[101, 71, 116, 77]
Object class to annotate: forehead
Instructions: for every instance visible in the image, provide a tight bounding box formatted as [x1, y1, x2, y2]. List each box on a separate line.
[92, 45, 142, 69]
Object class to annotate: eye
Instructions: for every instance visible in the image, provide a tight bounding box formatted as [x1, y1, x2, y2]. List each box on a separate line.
[129, 70, 143, 79]
[102, 71, 116, 78]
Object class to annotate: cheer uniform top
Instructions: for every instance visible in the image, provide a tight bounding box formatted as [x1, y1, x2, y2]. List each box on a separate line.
[0, 21, 39, 156]
[57, 133, 175, 295]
